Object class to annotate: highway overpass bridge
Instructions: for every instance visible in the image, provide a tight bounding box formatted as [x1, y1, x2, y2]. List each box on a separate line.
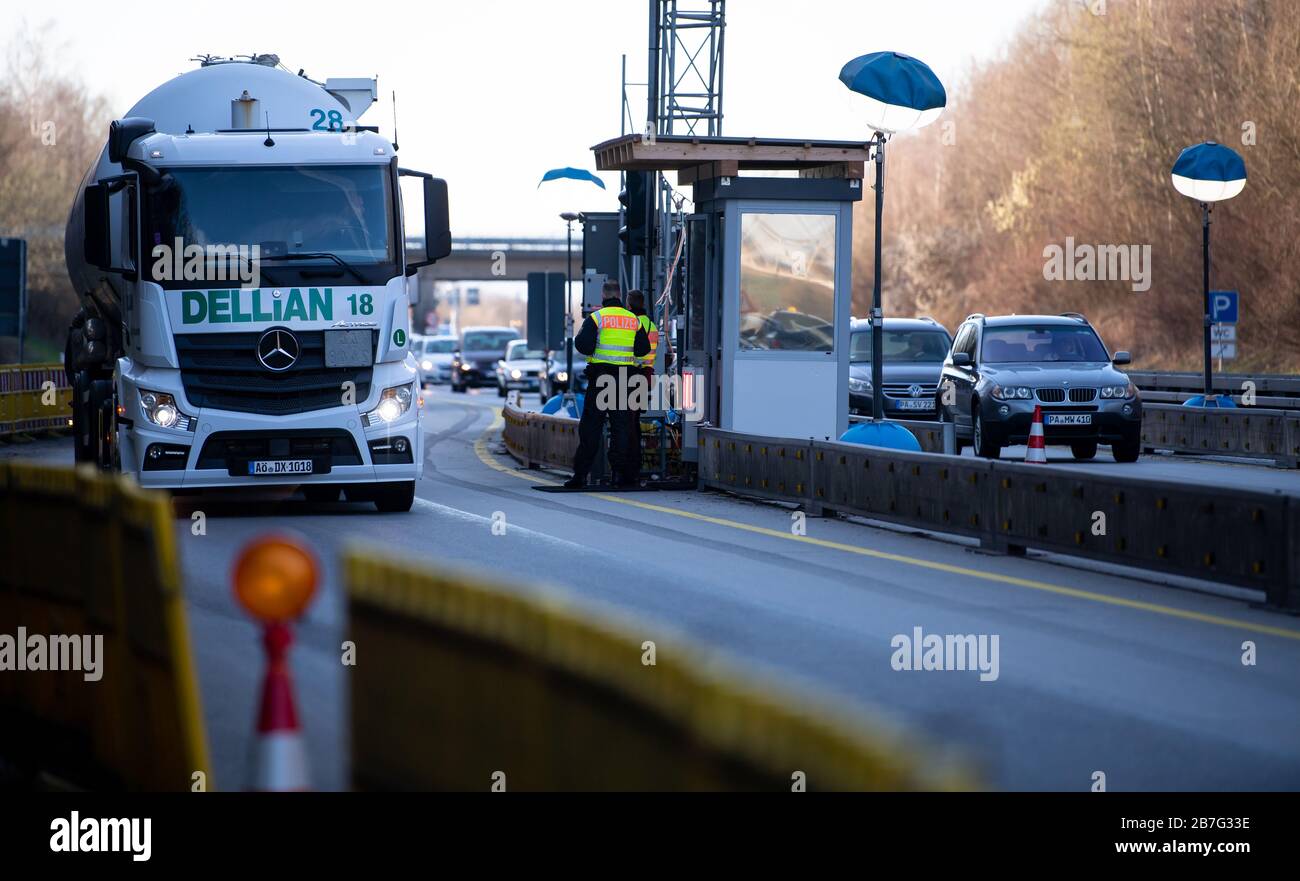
[406, 236, 571, 282]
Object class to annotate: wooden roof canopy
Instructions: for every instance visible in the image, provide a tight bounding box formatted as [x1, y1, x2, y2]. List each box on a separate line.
[591, 133, 870, 183]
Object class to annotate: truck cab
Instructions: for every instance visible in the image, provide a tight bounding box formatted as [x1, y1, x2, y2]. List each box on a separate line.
[64, 58, 450, 511]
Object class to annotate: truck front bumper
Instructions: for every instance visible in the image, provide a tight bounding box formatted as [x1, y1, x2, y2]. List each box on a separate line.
[118, 361, 424, 490]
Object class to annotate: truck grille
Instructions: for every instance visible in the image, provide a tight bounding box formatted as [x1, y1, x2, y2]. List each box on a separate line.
[175, 331, 374, 415]
[195, 429, 362, 471]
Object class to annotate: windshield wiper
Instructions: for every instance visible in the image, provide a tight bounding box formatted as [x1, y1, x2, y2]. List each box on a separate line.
[259, 251, 367, 284]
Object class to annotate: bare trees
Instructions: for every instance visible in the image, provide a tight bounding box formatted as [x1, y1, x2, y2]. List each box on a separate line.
[861, 0, 1299, 371]
[0, 23, 109, 362]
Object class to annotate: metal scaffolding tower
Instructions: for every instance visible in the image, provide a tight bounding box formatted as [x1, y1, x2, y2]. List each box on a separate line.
[653, 0, 726, 137]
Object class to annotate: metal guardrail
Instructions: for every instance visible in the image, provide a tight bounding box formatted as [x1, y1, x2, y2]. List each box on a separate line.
[848, 414, 957, 454]
[0, 462, 211, 789]
[1142, 403, 1299, 468]
[345, 550, 975, 791]
[699, 428, 1299, 612]
[0, 363, 72, 437]
[1131, 370, 1300, 411]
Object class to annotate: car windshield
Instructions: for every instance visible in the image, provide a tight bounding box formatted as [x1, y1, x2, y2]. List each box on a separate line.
[850, 329, 951, 363]
[424, 339, 456, 354]
[145, 164, 394, 287]
[981, 325, 1110, 363]
[463, 331, 518, 351]
[507, 344, 544, 361]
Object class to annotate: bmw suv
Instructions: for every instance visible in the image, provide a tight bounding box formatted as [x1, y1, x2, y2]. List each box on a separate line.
[849, 317, 952, 419]
[937, 313, 1142, 461]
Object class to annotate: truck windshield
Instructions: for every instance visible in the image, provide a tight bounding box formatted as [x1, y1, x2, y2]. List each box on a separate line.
[145, 164, 395, 288]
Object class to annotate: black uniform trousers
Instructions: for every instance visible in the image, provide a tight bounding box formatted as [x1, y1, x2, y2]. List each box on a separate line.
[572, 363, 641, 484]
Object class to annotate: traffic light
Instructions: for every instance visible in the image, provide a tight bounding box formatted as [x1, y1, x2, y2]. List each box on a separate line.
[618, 171, 652, 257]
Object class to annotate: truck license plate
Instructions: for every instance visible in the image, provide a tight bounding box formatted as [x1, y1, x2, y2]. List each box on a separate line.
[249, 459, 314, 475]
[1044, 414, 1092, 426]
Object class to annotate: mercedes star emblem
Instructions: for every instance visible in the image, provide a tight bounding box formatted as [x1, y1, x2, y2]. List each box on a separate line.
[257, 328, 300, 372]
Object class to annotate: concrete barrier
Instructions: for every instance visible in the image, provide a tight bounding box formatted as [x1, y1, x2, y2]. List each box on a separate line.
[699, 428, 1298, 611]
[0, 462, 210, 790]
[345, 550, 974, 791]
[1130, 370, 1300, 411]
[0, 363, 72, 437]
[1142, 403, 1299, 468]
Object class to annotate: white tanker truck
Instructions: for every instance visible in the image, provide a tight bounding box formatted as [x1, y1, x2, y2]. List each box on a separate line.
[64, 55, 449, 511]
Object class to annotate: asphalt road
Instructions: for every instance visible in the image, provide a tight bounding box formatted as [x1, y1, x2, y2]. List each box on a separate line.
[10, 389, 1300, 790]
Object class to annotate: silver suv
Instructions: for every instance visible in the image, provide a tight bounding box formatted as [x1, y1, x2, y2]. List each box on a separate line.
[937, 313, 1142, 461]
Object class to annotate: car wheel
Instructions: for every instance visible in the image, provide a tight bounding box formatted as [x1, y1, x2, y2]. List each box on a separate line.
[1070, 441, 1098, 461]
[937, 393, 966, 451]
[972, 402, 1001, 460]
[1111, 433, 1141, 463]
[452, 381, 466, 394]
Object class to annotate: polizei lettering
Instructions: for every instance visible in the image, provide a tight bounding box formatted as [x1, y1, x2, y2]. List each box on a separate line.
[181, 288, 334, 325]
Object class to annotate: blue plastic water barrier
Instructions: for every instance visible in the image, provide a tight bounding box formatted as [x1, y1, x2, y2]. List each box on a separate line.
[1181, 394, 1237, 408]
[541, 393, 584, 418]
[838, 419, 923, 451]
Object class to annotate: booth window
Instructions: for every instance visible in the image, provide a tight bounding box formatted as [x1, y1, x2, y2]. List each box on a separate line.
[737, 212, 836, 352]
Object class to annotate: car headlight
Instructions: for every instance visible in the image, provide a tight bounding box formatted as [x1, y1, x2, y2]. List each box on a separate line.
[459, 363, 471, 371]
[364, 384, 414, 425]
[140, 390, 188, 429]
[848, 378, 872, 393]
[511, 369, 522, 380]
[993, 386, 1032, 401]
[421, 359, 433, 370]
[556, 371, 568, 382]
[1100, 384, 1134, 399]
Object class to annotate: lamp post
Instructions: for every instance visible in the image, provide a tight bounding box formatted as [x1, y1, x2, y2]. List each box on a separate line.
[838, 51, 946, 448]
[560, 211, 581, 409]
[1170, 141, 1246, 407]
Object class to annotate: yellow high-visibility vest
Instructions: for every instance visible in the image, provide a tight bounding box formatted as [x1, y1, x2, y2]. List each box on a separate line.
[636, 314, 659, 369]
[589, 306, 639, 366]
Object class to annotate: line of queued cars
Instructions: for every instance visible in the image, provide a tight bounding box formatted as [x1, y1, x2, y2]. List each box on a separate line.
[415, 326, 560, 400]
[851, 312, 1142, 462]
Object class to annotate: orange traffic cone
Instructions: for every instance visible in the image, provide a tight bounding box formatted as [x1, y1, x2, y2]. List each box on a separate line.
[249, 621, 310, 791]
[1025, 405, 1047, 464]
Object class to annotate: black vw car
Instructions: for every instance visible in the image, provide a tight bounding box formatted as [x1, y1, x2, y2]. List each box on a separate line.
[450, 326, 520, 392]
[848, 317, 953, 420]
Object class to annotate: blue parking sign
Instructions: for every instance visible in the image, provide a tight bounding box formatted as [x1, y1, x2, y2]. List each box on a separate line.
[1211, 290, 1238, 323]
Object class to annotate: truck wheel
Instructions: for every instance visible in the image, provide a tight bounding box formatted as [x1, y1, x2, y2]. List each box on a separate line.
[373, 481, 415, 512]
[1070, 441, 1098, 461]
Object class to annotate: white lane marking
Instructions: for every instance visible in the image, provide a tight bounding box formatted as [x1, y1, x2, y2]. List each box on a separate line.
[411, 497, 592, 554]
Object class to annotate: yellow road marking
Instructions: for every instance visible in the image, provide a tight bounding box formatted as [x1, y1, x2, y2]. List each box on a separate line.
[468, 404, 1300, 642]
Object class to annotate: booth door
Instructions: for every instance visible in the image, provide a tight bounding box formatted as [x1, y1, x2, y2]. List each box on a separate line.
[723, 203, 850, 440]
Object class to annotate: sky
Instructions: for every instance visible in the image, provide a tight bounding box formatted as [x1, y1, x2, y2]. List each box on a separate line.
[9, 0, 1047, 238]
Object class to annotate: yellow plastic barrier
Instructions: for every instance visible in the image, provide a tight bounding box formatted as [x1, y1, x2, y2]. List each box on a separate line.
[0, 462, 210, 790]
[346, 551, 975, 791]
[0, 363, 72, 437]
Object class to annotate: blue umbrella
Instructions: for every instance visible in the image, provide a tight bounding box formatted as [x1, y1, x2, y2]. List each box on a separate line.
[1171, 141, 1246, 203]
[839, 51, 946, 133]
[537, 167, 606, 189]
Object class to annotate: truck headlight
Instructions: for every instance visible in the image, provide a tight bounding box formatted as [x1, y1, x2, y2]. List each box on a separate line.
[140, 390, 189, 429]
[364, 384, 414, 425]
[848, 377, 872, 393]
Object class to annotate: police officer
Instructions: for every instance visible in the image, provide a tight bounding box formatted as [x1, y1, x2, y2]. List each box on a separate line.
[624, 289, 658, 478]
[564, 282, 650, 489]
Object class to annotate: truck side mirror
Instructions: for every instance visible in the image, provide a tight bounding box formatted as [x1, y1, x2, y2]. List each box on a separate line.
[83, 183, 112, 270]
[108, 117, 156, 165]
[423, 177, 451, 262]
[1112, 351, 1131, 365]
